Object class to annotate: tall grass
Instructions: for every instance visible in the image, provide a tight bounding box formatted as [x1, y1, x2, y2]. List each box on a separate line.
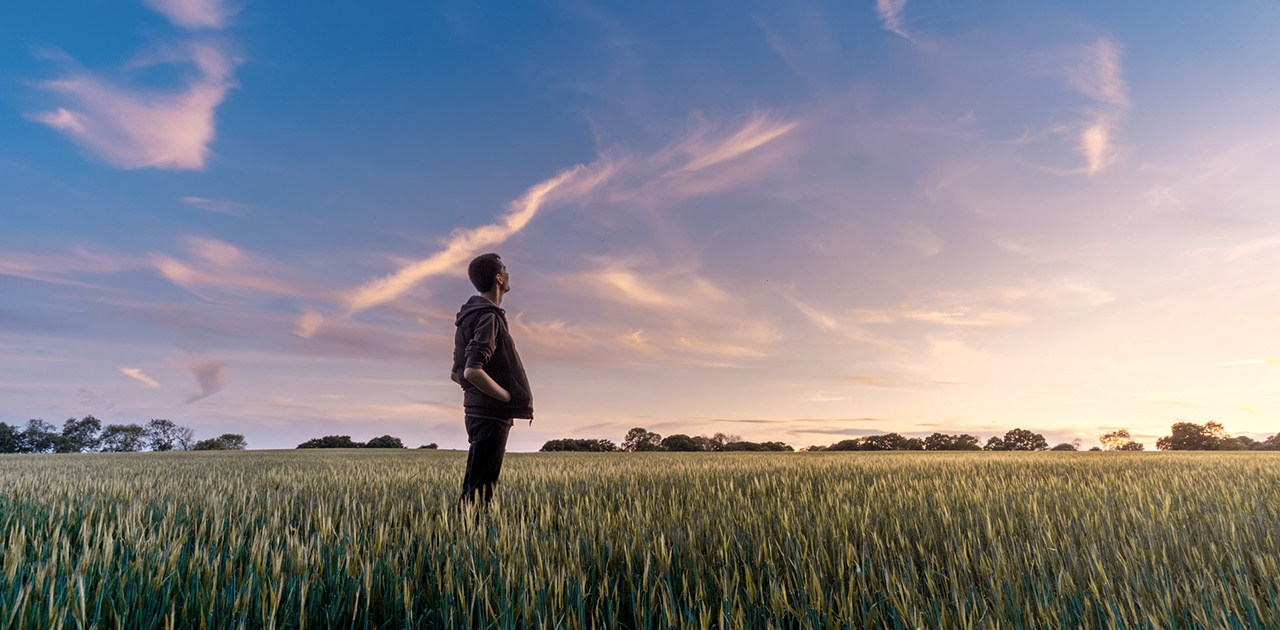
[1, 450, 1277, 628]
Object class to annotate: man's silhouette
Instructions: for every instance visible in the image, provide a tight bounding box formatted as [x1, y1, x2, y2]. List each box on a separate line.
[451, 253, 534, 508]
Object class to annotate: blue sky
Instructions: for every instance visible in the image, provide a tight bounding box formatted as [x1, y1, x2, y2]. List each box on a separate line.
[3, 0, 1280, 450]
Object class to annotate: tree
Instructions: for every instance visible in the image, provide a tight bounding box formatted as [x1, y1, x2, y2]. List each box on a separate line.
[1100, 429, 1143, 452]
[0, 422, 18, 453]
[1051, 442, 1078, 451]
[983, 436, 1007, 451]
[1264, 434, 1280, 451]
[924, 433, 981, 451]
[860, 433, 911, 451]
[192, 433, 248, 451]
[925, 433, 953, 450]
[540, 438, 618, 452]
[59, 416, 102, 453]
[720, 440, 794, 452]
[622, 427, 663, 452]
[218, 434, 248, 450]
[1156, 421, 1227, 451]
[297, 435, 363, 449]
[365, 435, 406, 448]
[709, 432, 740, 451]
[660, 434, 703, 452]
[418, 443, 439, 449]
[1218, 437, 1247, 451]
[146, 419, 194, 452]
[825, 439, 863, 451]
[193, 438, 229, 450]
[100, 423, 148, 452]
[1001, 428, 1048, 451]
[19, 419, 59, 453]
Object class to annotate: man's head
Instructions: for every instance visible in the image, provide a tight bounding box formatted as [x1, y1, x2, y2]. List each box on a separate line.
[468, 253, 509, 294]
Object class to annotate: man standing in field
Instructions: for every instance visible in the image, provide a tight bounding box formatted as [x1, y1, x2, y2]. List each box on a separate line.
[451, 253, 534, 508]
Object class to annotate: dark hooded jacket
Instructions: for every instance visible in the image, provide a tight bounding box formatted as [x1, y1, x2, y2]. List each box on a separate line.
[453, 296, 534, 420]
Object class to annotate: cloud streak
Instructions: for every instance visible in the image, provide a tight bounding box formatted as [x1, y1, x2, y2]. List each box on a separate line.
[181, 196, 247, 215]
[152, 237, 317, 300]
[1068, 38, 1130, 174]
[875, 0, 912, 41]
[119, 366, 160, 388]
[0, 249, 144, 286]
[170, 357, 226, 404]
[338, 112, 800, 321]
[143, 0, 236, 29]
[343, 161, 619, 316]
[29, 43, 238, 171]
[28, 0, 239, 171]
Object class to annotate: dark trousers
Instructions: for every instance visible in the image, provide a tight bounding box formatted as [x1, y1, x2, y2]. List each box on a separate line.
[459, 415, 513, 508]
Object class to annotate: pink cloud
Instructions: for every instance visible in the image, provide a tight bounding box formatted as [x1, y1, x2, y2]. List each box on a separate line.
[143, 0, 236, 29]
[0, 248, 144, 286]
[1066, 39, 1130, 174]
[29, 43, 238, 171]
[169, 357, 226, 403]
[875, 0, 912, 41]
[181, 196, 248, 215]
[151, 237, 319, 300]
[342, 160, 621, 317]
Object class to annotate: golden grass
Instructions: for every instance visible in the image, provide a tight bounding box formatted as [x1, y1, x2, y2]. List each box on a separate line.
[1, 450, 1277, 628]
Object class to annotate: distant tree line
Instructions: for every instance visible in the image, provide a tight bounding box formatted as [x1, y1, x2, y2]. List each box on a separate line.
[1155, 421, 1279, 451]
[0, 417, 246, 454]
[539, 422, 1279, 454]
[295, 434, 438, 449]
[541, 428, 794, 452]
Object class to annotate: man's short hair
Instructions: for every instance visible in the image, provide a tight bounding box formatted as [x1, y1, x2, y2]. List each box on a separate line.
[468, 253, 503, 293]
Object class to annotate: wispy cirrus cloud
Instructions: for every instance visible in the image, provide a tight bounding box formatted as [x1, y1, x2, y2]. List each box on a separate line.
[152, 236, 317, 300]
[340, 160, 619, 318]
[169, 356, 226, 403]
[181, 196, 248, 215]
[143, 0, 237, 29]
[28, 0, 240, 170]
[0, 249, 144, 286]
[119, 366, 160, 388]
[576, 265, 728, 310]
[330, 111, 800, 328]
[29, 43, 238, 171]
[875, 0, 912, 41]
[666, 113, 800, 175]
[1065, 38, 1130, 174]
[635, 112, 802, 201]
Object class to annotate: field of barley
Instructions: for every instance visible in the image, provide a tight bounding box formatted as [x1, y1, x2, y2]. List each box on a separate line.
[1, 449, 1278, 629]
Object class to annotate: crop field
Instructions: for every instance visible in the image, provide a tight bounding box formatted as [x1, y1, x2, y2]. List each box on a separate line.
[1, 450, 1278, 629]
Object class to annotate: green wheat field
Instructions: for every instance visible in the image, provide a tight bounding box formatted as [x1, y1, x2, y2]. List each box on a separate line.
[2, 450, 1277, 629]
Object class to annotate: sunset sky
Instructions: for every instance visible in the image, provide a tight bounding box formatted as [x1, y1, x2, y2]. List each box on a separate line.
[3, 0, 1279, 451]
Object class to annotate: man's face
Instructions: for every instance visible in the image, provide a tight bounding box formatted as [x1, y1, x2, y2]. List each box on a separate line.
[497, 264, 511, 293]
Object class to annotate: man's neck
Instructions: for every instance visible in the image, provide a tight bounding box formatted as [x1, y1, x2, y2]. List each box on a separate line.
[480, 290, 503, 307]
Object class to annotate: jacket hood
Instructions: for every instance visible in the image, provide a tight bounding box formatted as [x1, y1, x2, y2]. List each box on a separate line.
[455, 295, 503, 326]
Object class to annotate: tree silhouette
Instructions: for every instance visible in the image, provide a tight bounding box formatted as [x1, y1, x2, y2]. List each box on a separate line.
[1100, 429, 1143, 451]
[100, 424, 148, 452]
[1000, 428, 1049, 451]
[622, 427, 662, 452]
[19, 419, 59, 453]
[659, 434, 702, 451]
[297, 435, 362, 449]
[58, 416, 102, 453]
[365, 435, 406, 448]
[218, 433, 248, 450]
[1156, 421, 1227, 451]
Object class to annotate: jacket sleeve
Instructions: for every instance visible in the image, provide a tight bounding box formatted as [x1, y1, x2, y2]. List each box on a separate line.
[464, 312, 498, 370]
